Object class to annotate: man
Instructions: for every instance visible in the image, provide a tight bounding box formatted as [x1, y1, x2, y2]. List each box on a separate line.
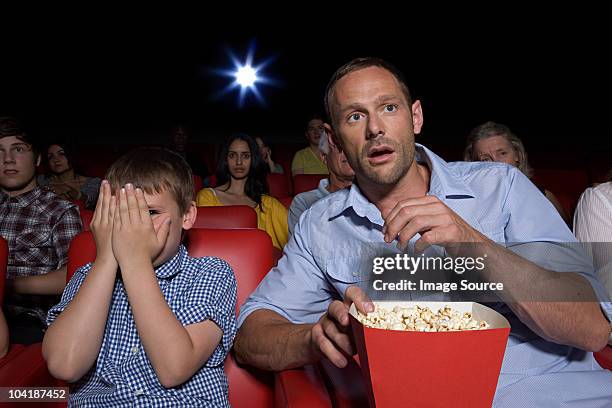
[291, 116, 329, 175]
[168, 124, 207, 178]
[235, 59, 612, 405]
[288, 126, 354, 235]
[0, 117, 82, 343]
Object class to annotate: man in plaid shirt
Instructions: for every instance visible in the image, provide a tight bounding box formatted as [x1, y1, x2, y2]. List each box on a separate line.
[0, 117, 82, 343]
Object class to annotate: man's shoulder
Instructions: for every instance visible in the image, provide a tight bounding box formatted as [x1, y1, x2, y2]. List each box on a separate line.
[298, 188, 349, 223]
[292, 188, 324, 209]
[445, 160, 521, 194]
[446, 160, 517, 179]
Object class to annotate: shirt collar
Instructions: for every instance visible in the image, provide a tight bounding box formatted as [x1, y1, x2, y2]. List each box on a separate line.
[0, 186, 47, 207]
[155, 245, 188, 279]
[333, 144, 476, 225]
[318, 178, 330, 195]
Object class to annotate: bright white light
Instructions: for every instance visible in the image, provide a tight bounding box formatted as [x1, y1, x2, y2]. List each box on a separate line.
[235, 65, 258, 88]
[210, 40, 279, 107]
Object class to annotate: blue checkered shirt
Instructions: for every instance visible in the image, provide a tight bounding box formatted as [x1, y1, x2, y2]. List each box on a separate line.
[48, 245, 237, 407]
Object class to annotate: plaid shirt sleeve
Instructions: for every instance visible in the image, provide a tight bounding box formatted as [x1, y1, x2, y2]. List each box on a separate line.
[51, 206, 83, 269]
[46, 263, 91, 326]
[174, 257, 237, 367]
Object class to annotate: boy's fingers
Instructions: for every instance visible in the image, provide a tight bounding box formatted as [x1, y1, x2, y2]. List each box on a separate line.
[118, 187, 129, 224]
[125, 184, 140, 223]
[113, 196, 122, 232]
[156, 216, 171, 249]
[135, 188, 150, 223]
[109, 194, 117, 226]
[100, 181, 112, 224]
[93, 180, 107, 224]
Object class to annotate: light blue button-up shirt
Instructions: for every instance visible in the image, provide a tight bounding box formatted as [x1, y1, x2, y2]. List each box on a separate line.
[239, 144, 612, 406]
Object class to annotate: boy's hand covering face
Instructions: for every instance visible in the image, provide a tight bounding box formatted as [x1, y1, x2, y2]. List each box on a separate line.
[90, 180, 118, 268]
[112, 183, 171, 266]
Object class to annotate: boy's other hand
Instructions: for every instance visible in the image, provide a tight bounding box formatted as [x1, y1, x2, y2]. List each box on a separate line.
[112, 184, 171, 268]
[90, 180, 118, 269]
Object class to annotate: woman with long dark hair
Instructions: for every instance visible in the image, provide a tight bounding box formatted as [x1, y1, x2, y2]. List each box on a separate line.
[38, 142, 101, 209]
[196, 133, 288, 250]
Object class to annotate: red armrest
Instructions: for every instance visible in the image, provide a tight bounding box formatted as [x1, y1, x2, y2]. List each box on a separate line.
[0, 344, 26, 370]
[594, 345, 612, 370]
[274, 365, 331, 407]
[0, 343, 58, 387]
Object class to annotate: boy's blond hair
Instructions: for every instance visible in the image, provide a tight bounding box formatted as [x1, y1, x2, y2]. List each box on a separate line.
[106, 147, 194, 215]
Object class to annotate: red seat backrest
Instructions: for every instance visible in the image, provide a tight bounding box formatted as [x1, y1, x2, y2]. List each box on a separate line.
[293, 174, 327, 196]
[532, 168, 589, 197]
[267, 173, 292, 198]
[79, 209, 94, 232]
[278, 196, 293, 210]
[0, 237, 7, 305]
[194, 205, 257, 229]
[66, 228, 275, 407]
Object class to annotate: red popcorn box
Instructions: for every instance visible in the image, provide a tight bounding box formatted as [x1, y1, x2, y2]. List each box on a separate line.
[349, 301, 510, 408]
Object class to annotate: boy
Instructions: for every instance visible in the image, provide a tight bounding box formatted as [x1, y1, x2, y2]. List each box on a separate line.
[43, 147, 237, 407]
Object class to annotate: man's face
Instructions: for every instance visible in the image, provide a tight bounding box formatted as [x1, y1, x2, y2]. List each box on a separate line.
[305, 119, 324, 145]
[172, 127, 189, 150]
[325, 141, 355, 180]
[142, 188, 195, 267]
[473, 135, 519, 167]
[329, 66, 423, 186]
[0, 136, 40, 196]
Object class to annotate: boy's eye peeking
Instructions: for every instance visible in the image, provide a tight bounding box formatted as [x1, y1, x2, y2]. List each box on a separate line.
[149, 209, 160, 215]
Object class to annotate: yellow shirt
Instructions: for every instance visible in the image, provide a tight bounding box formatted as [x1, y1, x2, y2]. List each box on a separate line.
[291, 147, 329, 175]
[196, 188, 289, 251]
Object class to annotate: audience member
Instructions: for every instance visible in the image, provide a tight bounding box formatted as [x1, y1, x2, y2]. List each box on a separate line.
[38, 142, 101, 209]
[0, 116, 81, 344]
[464, 121, 568, 222]
[44, 147, 237, 406]
[288, 126, 354, 235]
[255, 136, 284, 174]
[196, 133, 288, 251]
[291, 116, 329, 175]
[168, 124, 208, 177]
[235, 58, 612, 405]
[574, 176, 612, 298]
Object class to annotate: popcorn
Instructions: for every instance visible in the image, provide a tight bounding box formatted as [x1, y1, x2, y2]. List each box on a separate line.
[356, 304, 490, 332]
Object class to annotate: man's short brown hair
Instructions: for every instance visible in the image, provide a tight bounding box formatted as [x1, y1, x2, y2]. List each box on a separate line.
[324, 57, 413, 125]
[105, 147, 194, 215]
[0, 116, 39, 157]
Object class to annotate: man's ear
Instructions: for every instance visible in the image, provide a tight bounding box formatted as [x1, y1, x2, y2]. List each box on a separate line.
[35, 153, 41, 168]
[182, 201, 197, 230]
[324, 123, 343, 153]
[411, 100, 424, 135]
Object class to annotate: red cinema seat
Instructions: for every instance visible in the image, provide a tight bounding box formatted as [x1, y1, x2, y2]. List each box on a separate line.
[64, 230, 330, 407]
[0, 237, 7, 304]
[532, 168, 589, 197]
[267, 173, 292, 198]
[278, 196, 293, 210]
[79, 208, 94, 232]
[194, 205, 257, 229]
[595, 346, 612, 370]
[293, 174, 327, 196]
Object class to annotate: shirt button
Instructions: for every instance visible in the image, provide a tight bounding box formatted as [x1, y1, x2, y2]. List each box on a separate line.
[131, 346, 139, 354]
[135, 389, 144, 396]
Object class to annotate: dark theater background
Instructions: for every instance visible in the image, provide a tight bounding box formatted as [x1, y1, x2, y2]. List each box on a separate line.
[1, 15, 610, 181]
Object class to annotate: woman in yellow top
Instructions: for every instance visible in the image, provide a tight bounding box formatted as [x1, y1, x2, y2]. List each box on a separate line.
[196, 133, 288, 251]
